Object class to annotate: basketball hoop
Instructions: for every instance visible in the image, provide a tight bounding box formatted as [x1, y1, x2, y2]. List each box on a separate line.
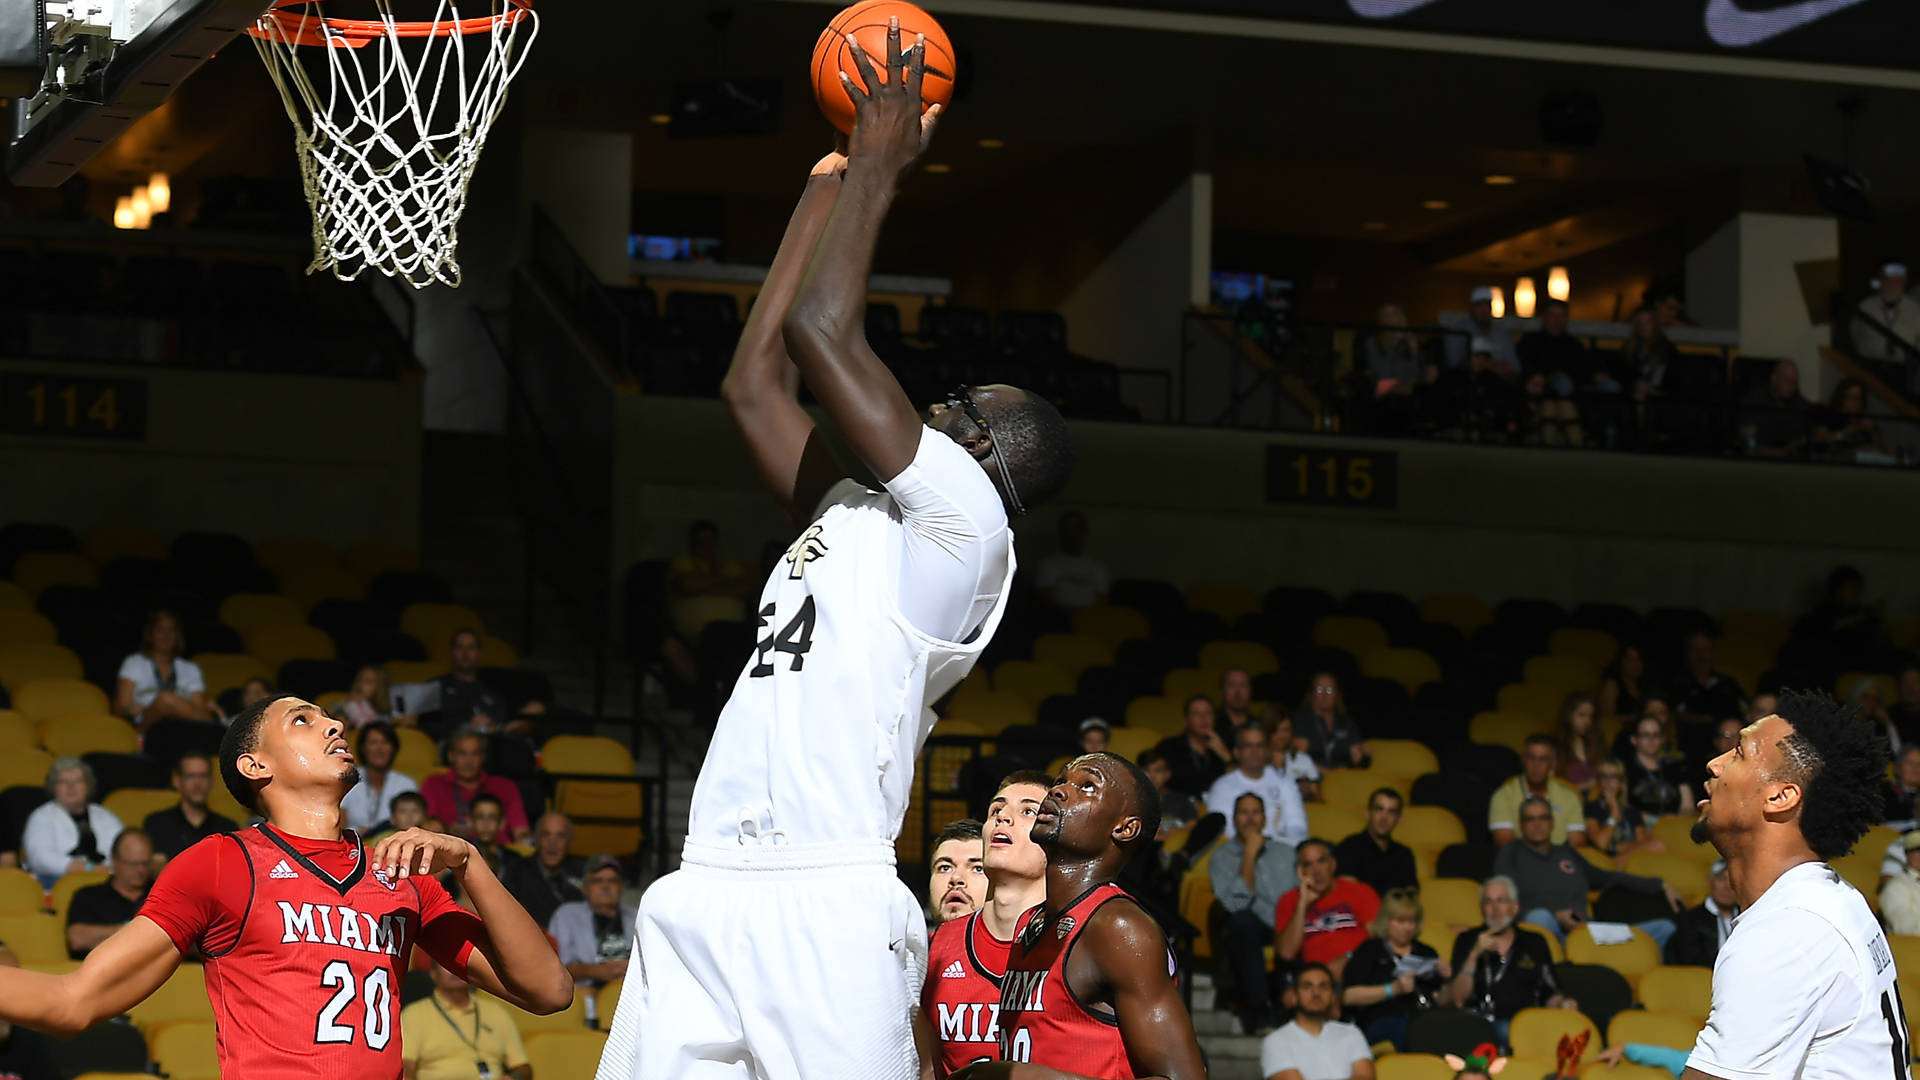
[248, 0, 539, 288]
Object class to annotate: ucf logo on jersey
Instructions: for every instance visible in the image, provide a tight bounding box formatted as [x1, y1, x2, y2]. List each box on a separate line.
[785, 525, 828, 580]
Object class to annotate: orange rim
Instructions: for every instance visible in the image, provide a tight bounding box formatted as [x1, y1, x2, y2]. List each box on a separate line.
[247, 0, 533, 46]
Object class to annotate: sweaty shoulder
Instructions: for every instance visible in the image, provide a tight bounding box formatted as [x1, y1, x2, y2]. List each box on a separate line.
[1076, 894, 1174, 979]
[138, 830, 252, 956]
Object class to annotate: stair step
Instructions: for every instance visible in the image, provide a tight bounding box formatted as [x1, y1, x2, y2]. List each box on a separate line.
[1200, 1034, 1265, 1060]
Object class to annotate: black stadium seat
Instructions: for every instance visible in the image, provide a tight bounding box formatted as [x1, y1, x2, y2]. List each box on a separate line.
[1552, 963, 1634, 1034]
[367, 570, 452, 613]
[0, 522, 81, 571]
[143, 719, 226, 769]
[1405, 1008, 1498, 1059]
[84, 751, 172, 797]
[50, 1019, 149, 1078]
[278, 659, 357, 700]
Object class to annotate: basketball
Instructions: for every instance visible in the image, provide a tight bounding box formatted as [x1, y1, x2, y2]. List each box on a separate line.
[810, 0, 957, 136]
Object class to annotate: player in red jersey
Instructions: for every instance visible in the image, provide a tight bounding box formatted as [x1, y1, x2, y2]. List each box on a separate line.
[953, 753, 1204, 1080]
[921, 771, 1052, 1077]
[0, 695, 572, 1079]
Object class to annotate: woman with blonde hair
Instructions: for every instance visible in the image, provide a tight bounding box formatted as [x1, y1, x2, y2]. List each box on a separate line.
[336, 664, 393, 728]
[1341, 887, 1450, 1049]
[1553, 693, 1605, 791]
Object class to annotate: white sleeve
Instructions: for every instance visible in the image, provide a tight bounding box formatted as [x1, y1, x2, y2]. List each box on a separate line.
[1885, 838, 1906, 881]
[176, 660, 206, 696]
[1689, 909, 1848, 1079]
[115, 654, 144, 683]
[22, 805, 68, 878]
[881, 426, 1012, 642]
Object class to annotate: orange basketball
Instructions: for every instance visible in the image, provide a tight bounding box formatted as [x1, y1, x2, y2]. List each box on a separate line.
[810, 1, 956, 136]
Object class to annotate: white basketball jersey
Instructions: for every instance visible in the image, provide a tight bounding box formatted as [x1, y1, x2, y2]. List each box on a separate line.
[1692, 860, 1911, 1079]
[684, 478, 1015, 858]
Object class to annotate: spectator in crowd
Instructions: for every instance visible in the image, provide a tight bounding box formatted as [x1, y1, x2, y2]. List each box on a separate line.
[1670, 632, 1746, 723]
[465, 793, 516, 877]
[1596, 644, 1650, 723]
[1487, 735, 1587, 847]
[420, 727, 532, 844]
[1332, 788, 1416, 897]
[1667, 859, 1741, 967]
[1890, 665, 1920, 747]
[1359, 303, 1421, 394]
[142, 750, 235, 861]
[113, 610, 214, 731]
[1494, 796, 1682, 948]
[1034, 510, 1109, 611]
[1151, 695, 1231, 799]
[368, 790, 428, 843]
[1793, 565, 1881, 682]
[1520, 299, 1611, 396]
[1583, 759, 1655, 859]
[407, 630, 510, 738]
[1447, 876, 1576, 1044]
[1426, 338, 1525, 441]
[1078, 717, 1111, 754]
[399, 958, 531, 1080]
[1257, 963, 1374, 1080]
[1209, 793, 1297, 1036]
[1442, 286, 1519, 375]
[1885, 746, 1920, 825]
[1205, 723, 1308, 845]
[1744, 694, 1777, 723]
[1611, 696, 1678, 764]
[1554, 693, 1604, 791]
[336, 665, 392, 729]
[1520, 371, 1585, 447]
[550, 855, 637, 993]
[339, 721, 420, 835]
[925, 818, 986, 926]
[1850, 677, 1901, 759]
[1137, 749, 1199, 833]
[1275, 839, 1380, 978]
[1294, 672, 1369, 771]
[1623, 715, 1693, 820]
[1878, 833, 1920, 936]
[1812, 377, 1887, 458]
[1341, 888, 1450, 1050]
[1624, 308, 1682, 405]
[0, 952, 56, 1080]
[22, 757, 122, 887]
[1647, 282, 1693, 328]
[668, 519, 752, 642]
[1851, 262, 1920, 362]
[64, 829, 153, 959]
[1737, 359, 1812, 458]
[1266, 708, 1322, 803]
[502, 812, 585, 930]
[1219, 666, 1256, 731]
[238, 677, 275, 710]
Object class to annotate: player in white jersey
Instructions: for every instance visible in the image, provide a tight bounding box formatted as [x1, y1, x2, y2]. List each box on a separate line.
[595, 23, 1073, 1080]
[1685, 689, 1906, 1080]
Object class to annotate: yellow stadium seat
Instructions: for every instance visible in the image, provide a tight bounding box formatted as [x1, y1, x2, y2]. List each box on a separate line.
[1408, 843, 1439, 882]
[1575, 846, 1616, 872]
[1320, 769, 1409, 812]
[936, 719, 988, 740]
[1547, 627, 1618, 670]
[0, 868, 45, 914]
[1522, 655, 1600, 695]
[194, 654, 274, 699]
[1649, 817, 1715, 859]
[1161, 667, 1221, 704]
[205, 782, 249, 826]
[541, 735, 637, 777]
[1890, 619, 1920, 652]
[11, 552, 98, 598]
[1496, 682, 1573, 719]
[385, 660, 450, 686]
[343, 539, 418, 583]
[1838, 671, 1899, 707]
[1607, 1009, 1703, 1051]
[1578, 1062, 1673, 1080]
[1417, 922, 1456, 958]
[1361, 647, 1442, 694]
[1185, 583, 1260, 623]
[993, 660, 1076, 704]
[596, 979, 623, 1026]
[149, 1018, 221, 1080]
[280, 566, 364, 612]
[103, 788, 182, 827]
[0, 913, 66, 964]
[1711, 640, 1775, 697]
[1469, 710, 1544, 754]
[1306, 805, 1364, 842]
[1123, 696, 1186, 736]
[1070, 604, 1151, 650]
[72, 1072, 163, 1080]
[1180, 850, 1217, 961]
[216, 593, 304, 636]
[12, 678, 106, 721]
[1832, 850, 1881, 904]
[1565, 924, 1662, 986]
[1312, 615, 1389, 658]
[1031, 633, 1113, 679]
[1509, 1006, 1599, 1064]
[1621, 852, 1710, 904]
[1864, 823, 1902, 856]
[245, 624, 337, 672]
[1889, 935, 1920, 982]
[1375, 1054, 1457, 1080]
[0, 610, 57, 647]
[128, 962, 212, 1034]
[1717, 610, 1788, 647]
[50, 870, 107, 922]
[1419, 877, 1484, 931]
[1397, 806, 1466, 848]
[482, 635, 520, 669]
[1367, 739, 1439, 779]
[315, 691, 349, 714]
[0, 645, 85, 692]
[85, 525, 166, 566]
[556, 780, 642, 823]
[0, 709, 35, 751]
[391, 736, 442, 782]
[486, 987, 588, 1034]
[946, 691, 1035, 735]
[523, 1028, 607, 1078]
[1199, 640, 1280, 677]
[0, 581, 27, 611]
[1419, 594, 1490, 633]
[402, 602, 485, 651]
[0, 748, 55, 791]
[39, 713, 139, 757]
[256, 535, 340, 579]
[1106, 727, 1161, 764]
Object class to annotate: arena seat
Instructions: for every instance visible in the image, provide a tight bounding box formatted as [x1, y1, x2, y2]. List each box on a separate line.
[1418, 878, 1483, 931]
[0, 913, 67, 964]
[1574, 847, 1616, 872]
[1122, 696, 1184, 735]
[1565, 925, 1661, 986]
[193, 653, 274, 699]
[1403, 1007, 1497, 1059]
[13, 678, 108, 722]
[1199, 639, 1279, 677]
[1304, 805, 1363, 842]
[1160, 667, 1220, 702]
[0, 581, 27, 611]
[1106, 727, 1160, 763]
[244, 624, 337, 671]
[50, 870, 108, 922]
[1634, 965, 1712, 1021]
[1508, 1006, 1599, 1064]
[1360, 647, 1442, 694]
[1030, 633, 1112, 679]
[84, 526, 166, 567]
[1366, 739, 1440, 779]
[402, 602, 485, 652]
[52, 1022, 151, 1080]
[1374, 1054, 1456, 1080]
[1888, 935, 1920, 982]
[1418, 594, 1491, 634]
[281, 566, 364, 612]
[39, 713, 139, 757]
[256, 535, 340, 579]
[0, 747, 56, 791]
[523, 1029, 608, 1078]
[0, 644, 86, 691]
[0, 610, 58, 647]
[596, 979, 622, 1027]
[103, 787, 182, 827]
[216, 593, 304, 636]
[1648, 817, 1713, 859]
[0, 867, 44, 914]
[128, 962, 212, 1033]
[993, 660, 1076, 704]
[481, 635, 520, 668]
[11, 552, 100, 598]
[1396, 806, 1466, 848]
[1576, 1063, 1671, 1080]
[1312, 615, 1389, 658]
[946, 691, 1035, 735]
[1070, 605, 1150, 649]
[1496, 682, 1572, 718]
[488, 987, 588, 1034]
[1185, 583, 1260, 623]
[1546, 628, 1617, 671]
[1607, 1009, 1702, 1052]
[1620, 852, 1710, 904]
[1467, 711, 1540, 754]
[0, 709, 35, 751]
[148, 1020, 220, 1079]
[1320, 769, 1411, 812]
[1552, 963, 1634, 1034]
[385, 659, 449, 686]
[541, 735, 637, 777]
[343, 540, 420, 583]
[1178, 852, 1216, 961]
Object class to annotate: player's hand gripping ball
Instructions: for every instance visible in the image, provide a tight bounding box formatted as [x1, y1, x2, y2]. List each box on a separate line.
[811, 1, 955, 135]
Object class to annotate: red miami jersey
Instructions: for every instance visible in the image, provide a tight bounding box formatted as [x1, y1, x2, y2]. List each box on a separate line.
[999, 883, 1162, 1079]
[922, 911, 1014, 1076]
[138, 823, 481, 1080]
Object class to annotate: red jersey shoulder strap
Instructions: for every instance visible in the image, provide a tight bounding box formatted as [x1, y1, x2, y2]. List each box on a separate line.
[964, 911, 1003, 986]
[202, 829, 257, 959]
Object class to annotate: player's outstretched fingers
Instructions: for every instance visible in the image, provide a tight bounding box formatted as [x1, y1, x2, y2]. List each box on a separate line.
[844, 33, 882, 98]
[885, 16, 903, 83]
[905, 34, 925, 102]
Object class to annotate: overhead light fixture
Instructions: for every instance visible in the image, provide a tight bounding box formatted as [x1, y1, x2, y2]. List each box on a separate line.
[130, 187, 152, 228]
[1484, 174, 1516, 185]
[1548, 265, 1571, 301]
[977, 138, 1004, 149]
[924, 163, 951, 173]
[113, 196, 135, 230]
[1489, 285, 1506, 319]
[648, 113, 671, 125]
[147, 172, 170, 214]
[1361, 221, 1386, 231]
[1423, 199, 1450, 210]
[1514, 276, 1537, 319]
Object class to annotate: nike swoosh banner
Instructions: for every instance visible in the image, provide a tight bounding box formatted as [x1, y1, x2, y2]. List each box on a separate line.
[1036, 0, 1908, 71]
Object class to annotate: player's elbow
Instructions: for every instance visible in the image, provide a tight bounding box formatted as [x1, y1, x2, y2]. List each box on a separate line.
[781, 298, 853, 363]
[527, 969, 575, 1015]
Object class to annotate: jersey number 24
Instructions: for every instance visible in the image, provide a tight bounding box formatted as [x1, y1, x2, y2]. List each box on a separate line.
[750, 597, 817, 677]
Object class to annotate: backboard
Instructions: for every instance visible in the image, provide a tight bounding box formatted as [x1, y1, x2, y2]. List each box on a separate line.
[4, 0, 270, 186]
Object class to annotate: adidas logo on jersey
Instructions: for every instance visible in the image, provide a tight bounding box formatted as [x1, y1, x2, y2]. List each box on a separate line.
[941, 960, 966, 979]
[270, 859, 300, 880]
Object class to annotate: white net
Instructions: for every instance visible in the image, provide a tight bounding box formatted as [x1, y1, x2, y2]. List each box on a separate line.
[250, 1, 539, 288]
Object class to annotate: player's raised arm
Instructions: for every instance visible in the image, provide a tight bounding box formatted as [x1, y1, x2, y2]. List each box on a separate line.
[0, 916, 181, 1036]
[784, 18, 943, 483]
[720, 147, 849, 527]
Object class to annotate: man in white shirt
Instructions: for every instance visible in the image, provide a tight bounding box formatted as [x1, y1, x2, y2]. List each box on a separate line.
[1033, 510, 1108, 611]
[1685, 689, 1904, 1080]
[1853, 263, 1920, 362]
[1879, 834, 1920, 936]
[1206, 723, 1308, 845]
[1259, 962, 1375, 1080]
